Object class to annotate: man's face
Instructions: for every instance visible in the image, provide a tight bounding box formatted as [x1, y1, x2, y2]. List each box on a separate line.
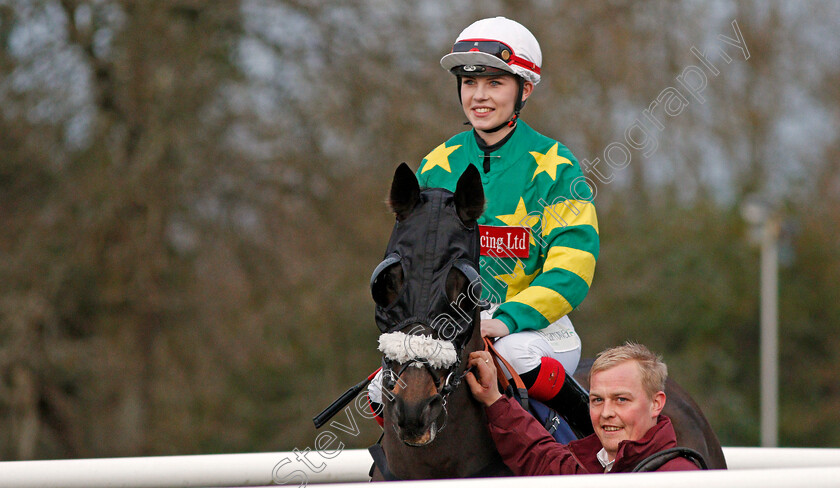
[588, 360, 665, 461]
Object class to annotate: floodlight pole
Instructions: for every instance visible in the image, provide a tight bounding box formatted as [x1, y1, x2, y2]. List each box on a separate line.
[760, 216, 780, 447]
[741, 198, 780, 447]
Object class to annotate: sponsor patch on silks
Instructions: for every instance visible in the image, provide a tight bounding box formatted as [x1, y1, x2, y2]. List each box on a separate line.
[479, 225, 530, 258]
[378, 332, 457, 368]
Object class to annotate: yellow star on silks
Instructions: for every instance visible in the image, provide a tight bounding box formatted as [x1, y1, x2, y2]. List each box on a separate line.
[495, 197, 540, 246]
[494, 259, 539, 300]
[420, 143, 461, 174]
[530, 143, 572, 181]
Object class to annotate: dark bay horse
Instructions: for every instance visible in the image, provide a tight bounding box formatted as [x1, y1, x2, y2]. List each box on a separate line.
[369, 163, 725, 480]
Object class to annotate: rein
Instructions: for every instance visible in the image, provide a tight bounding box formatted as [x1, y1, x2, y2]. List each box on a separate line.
[483, 337, 530, 411]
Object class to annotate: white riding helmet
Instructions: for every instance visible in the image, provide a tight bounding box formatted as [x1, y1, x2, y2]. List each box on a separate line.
[440, 17, 542, 85]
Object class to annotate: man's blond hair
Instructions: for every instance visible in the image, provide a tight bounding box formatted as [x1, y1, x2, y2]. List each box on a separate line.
[590, 342, 667, 398]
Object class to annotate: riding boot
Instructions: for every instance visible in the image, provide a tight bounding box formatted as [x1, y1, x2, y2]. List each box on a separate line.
[524, 357, 594, 439]
[548, 374, 594, 438]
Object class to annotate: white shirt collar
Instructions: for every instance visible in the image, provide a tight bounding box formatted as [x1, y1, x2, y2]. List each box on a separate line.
[596, 447, 615, 473]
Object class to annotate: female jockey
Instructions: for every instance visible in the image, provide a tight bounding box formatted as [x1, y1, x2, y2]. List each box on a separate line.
[369, 17, 599, 435]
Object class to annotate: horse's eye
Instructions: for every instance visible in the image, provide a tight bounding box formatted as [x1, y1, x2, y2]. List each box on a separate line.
[372, 263, 404, 307]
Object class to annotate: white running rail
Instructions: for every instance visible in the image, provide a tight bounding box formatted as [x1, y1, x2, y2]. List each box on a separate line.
[0, 447, 838, 487]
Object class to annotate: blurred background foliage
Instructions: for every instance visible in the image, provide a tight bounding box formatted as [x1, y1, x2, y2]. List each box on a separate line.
[0, 0, 838, 459]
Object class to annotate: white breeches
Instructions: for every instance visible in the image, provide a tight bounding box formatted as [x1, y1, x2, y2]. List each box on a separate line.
[488, 311, 581, 379]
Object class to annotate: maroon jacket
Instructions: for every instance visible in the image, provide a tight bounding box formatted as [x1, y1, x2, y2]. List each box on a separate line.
[485, 396, 699, 474]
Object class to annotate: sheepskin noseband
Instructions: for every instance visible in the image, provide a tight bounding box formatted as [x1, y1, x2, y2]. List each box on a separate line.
[378, 332, 458, 369]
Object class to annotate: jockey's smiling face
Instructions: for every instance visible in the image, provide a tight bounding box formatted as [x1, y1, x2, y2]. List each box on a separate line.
[588, 360, 666, 462]
[460, 74, 532, 144]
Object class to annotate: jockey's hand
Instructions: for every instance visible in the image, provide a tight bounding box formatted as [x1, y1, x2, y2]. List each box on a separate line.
[481, 319, 511, 338]
[465, 351, 502, 407]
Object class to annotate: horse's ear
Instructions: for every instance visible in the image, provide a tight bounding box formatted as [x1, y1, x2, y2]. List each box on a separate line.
[389, 163, 421, 221]
[454, 165, 485, 224]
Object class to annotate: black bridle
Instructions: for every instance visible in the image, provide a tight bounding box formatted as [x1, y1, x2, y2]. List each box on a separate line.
[383, 357, 460, 395]
[381, 345, 478, 433]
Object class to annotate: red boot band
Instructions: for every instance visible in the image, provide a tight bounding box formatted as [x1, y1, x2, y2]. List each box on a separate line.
[527, 357, 566, 402]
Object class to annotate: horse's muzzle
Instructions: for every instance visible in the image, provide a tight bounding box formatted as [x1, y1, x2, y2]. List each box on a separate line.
[392, 393, 445, 447]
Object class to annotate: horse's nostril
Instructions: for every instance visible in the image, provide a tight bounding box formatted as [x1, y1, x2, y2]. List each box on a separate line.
[423, 394, 444, 425]
[393, 397, 406, 427]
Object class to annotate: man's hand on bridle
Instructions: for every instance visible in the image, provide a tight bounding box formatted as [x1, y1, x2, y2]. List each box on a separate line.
[465, 350, 503, 407]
